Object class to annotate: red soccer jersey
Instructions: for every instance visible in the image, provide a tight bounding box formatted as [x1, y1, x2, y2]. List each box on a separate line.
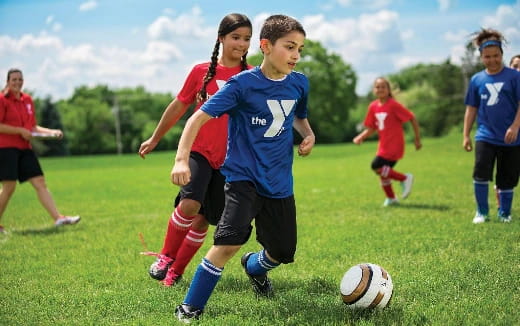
[364, 97, 414, 161]
[176, 62, 251, 169]
[0, 91, 36, 149]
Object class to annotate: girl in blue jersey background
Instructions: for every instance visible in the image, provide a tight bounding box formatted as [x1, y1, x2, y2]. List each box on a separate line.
[170, 14, 315, 322]
[463, 28, 520, 224]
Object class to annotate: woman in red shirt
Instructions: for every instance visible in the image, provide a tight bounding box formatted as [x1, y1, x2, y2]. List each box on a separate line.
[0, 68, 80, 233]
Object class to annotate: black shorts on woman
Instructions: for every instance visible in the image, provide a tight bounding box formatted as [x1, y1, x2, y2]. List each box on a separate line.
[0, 148, 43, 182]
[213, 180, 297, 264]
[174, 151, 225, 225]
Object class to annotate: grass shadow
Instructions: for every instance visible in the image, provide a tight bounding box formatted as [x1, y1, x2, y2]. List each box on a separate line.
[13, 226, 64, 236]
[214, 275, 405, 325]
[394, 202, 450, 211]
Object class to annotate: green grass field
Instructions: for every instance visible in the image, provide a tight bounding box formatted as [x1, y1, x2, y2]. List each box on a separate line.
[1, 132, 519, 325]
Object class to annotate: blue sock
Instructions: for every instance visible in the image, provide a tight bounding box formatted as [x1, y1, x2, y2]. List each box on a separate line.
[246, 249, 280, 276]
[498, 189, 513, 216]
[474, 180, 489, 215]
[183, 258, 222, 310]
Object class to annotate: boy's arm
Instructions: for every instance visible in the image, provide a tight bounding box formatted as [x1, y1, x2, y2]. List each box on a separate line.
[353, 127, 376, 145]
[171, 109, 213, 185]
[409, 117, 422, 150]
[463, 105, 477, 152]
[293, 117, 315, 157]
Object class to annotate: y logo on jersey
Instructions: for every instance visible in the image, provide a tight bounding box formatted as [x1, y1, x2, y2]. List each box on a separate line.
[484, 82, 503, 106]
[375, 112, 388, 131]
[259, 99, 296, 137]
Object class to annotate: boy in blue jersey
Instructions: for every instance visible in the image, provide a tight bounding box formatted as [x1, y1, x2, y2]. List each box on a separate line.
[463, 28, 520, 224]
[171, 14, 315, 321]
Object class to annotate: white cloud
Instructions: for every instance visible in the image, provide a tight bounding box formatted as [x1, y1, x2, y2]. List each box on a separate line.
[336, 0, 391, 10]
[46, 15, 54, 24]
[79, 0, 98, 12]
[147, 6, 212, 40]
[437, 0, 453, 12]
[52, 23, 62, 32]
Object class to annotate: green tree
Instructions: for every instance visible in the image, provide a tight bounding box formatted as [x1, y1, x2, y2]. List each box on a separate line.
[36, 97, 68, 156]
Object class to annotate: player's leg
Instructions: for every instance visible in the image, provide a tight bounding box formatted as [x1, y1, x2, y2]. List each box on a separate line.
[150, 152, 211, 281]
[495, 145, 520, 222]
[242, 195, 296, 297]
[164, 168, 225, 286]
[472, 141, 496, 223]
[176, 181, 256, 320]
[372, 157, 399, 205]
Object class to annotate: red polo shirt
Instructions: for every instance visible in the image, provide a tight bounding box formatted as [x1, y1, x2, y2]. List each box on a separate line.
[0, 91, 36, 149]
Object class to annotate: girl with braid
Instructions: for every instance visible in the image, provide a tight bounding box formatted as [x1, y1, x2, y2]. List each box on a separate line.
[138, 13, 252, 286]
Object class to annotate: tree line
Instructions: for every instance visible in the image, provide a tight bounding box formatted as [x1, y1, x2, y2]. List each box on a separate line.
[31, 40, 483, 156]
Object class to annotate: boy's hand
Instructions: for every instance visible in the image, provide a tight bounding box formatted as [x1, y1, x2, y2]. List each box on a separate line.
[298, 135, 315, 156]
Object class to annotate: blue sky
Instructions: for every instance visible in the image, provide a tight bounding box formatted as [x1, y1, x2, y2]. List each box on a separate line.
[1, 0, 519, 100]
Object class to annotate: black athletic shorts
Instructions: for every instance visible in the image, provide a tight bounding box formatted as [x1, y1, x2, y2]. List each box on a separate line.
[371, 156, 397, 170]
[213, 181, 297, 264]
[0, 148, 43, 182]
[473, 141, 520, 189]
[174, 151, 225, 225]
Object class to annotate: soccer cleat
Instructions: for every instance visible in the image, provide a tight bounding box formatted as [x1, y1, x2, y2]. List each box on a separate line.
[241, 252, 274, 298]
[498, 212, 512, 223]
[401, 173, 414, 199]
[148, 254, 174, 280]
[472, 212, 489, 224]
[54, 215, 81, 227]
[162, 266, 182, 287]
[175, 304, 203, 323]
[383, 198, 399, 207]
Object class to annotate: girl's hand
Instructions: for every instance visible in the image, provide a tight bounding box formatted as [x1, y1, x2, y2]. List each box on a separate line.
[504, 126, 519, 144]
[171, 160, 191, 186]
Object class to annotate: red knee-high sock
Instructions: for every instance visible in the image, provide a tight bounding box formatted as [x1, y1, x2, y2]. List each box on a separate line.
[379, 165, 406, 182]
[380, 177, 396, 199]
[160, 206, 194, 258]
[170, 227, 208, 275]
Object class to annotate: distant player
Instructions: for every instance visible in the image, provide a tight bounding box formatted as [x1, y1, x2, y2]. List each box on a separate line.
[138, 13, 252, 286]
[171, 14, 315, 322]
[353, 77, 422, 206]
[463, 28, 520, 224]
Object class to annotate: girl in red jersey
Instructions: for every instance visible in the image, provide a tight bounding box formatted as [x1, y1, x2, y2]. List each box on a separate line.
[0, 68, 80, 233]
[138, 13, 252, 286]
[353, 77, 422, 206]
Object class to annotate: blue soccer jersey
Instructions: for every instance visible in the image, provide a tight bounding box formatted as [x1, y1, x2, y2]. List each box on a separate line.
[465, 67, 520, 146]
[200, 66, 309, 198]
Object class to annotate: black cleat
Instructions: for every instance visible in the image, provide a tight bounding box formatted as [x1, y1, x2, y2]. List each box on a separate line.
[175, 304, 203, 323]
[241, 252, 274, 297]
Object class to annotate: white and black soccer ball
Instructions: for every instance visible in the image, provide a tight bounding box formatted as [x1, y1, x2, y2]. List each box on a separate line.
[340, 263, 393, 309]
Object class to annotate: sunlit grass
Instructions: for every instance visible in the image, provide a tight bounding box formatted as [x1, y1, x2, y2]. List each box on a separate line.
[1, 132, 519, 325]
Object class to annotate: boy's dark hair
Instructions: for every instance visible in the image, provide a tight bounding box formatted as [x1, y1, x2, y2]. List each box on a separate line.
[197, 13, 252, 103]
[259, 14, 305, 45]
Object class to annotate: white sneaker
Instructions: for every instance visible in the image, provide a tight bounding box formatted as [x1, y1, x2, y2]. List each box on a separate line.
[383, 198, 399, 207]
[498, 214, 512, 223]
[401, 173, 414, 199]
[55, 215, 81, 227]
[472, 212, 489, 224]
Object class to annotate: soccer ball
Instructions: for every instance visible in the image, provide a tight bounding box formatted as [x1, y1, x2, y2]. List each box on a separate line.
[340, 263, 393, 309]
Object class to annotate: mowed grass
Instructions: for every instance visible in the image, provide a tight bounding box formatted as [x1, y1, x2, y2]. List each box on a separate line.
[1, 132, 519, 325]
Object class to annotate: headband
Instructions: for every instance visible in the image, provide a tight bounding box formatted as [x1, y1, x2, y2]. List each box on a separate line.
[479, 40, 502, 52]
